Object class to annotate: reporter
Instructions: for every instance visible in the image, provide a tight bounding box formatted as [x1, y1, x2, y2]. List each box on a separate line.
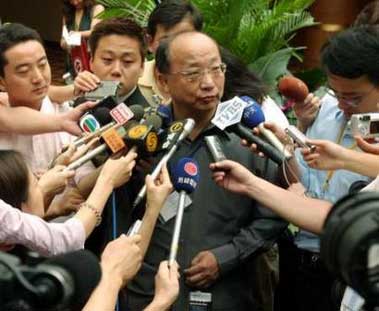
[302, 138, 379, 178]
[0, 149, 137, 256]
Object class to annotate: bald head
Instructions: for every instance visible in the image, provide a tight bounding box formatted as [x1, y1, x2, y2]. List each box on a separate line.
[156, 31, 220, 74]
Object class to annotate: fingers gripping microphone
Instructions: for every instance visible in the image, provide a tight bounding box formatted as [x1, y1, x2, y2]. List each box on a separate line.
[239, 96, 292, 160]
[133, 118, 196, 208]
[168, 158, 200, 266]
[211, 97, 285, 165]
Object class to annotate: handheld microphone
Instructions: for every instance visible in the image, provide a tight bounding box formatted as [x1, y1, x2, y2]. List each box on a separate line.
[168, 158, 200, 266]
[65, 108, 148, 171]
[278, 75, 309, 103]
[0, 249, 101, 310]
[212, 97, 285, 165]
[240, 96, 292, 160]
[79, 107, 113, 133]
[133, 118, 196, 208]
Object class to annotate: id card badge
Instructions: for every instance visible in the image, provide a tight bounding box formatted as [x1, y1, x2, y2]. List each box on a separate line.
[159, 191, 192, 223]
[189, 291, 212, 311]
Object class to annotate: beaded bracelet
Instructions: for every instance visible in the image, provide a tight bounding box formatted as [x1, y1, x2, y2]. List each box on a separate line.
[81, 202, 102, 226]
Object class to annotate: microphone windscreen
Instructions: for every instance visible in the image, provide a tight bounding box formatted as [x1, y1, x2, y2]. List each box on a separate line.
[42, 249, 101, 309]
[92, 107, 113, 125]
[239, 96, 265, 128]
[157, 104, 173, 126]
[145, 114, 163, 131]
[129, 105, 145, 121]
[172, 158, 200, 193]
[278, 75, 309, 102]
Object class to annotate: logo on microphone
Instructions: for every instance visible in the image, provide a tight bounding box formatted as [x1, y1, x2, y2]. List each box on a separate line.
[145, 132, 158, 153]
[128, 124, 148, 139]
[79, 114, 100, 133]
[169, 121, 184, 133]
[184, 162, 198, 176]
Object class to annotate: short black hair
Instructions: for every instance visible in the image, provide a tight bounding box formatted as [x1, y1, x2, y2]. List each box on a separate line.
[0, 150, 29, 209]
[354, 1, 379, 26]
[89, 18, 146, 61]
[321, 25, 379, 86]
[221, 47, 267, 103]
[147, 0, 203, 38]
[0, 23, 43, 77]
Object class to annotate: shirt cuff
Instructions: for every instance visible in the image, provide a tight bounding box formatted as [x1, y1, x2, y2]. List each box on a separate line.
[210, 243, 239, 275]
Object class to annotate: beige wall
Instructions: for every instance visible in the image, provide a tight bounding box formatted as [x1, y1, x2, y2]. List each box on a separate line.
[0, 0, 62, 42]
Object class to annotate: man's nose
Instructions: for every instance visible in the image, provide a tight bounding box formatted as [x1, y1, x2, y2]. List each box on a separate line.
[199, 71, 216, 89]
[111, 61, 122, 76]
[31, 67, 44, 84]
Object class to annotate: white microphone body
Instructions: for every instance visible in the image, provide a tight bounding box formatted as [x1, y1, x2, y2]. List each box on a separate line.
[168, 190, 186, 266]
[258, 124, 292, 160]
[132, 118, 195, 208]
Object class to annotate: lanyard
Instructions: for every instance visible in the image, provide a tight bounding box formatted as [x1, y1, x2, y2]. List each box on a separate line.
[322, 121, 357, 192]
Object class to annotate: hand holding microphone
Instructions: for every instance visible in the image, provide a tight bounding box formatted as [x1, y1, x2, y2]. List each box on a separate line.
[278, 75, 320, 132]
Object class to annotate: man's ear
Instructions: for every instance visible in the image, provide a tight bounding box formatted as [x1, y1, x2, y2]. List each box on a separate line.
[146, 34, 155, 54]
[0, 76, 6, 92]
[156, 69, 170, 93]
[89, 54, 94, 72]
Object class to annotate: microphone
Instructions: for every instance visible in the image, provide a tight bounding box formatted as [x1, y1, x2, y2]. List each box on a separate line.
[65, 111, 154, 171]
[239, 96, 292, 160]
[133, 118, 196, 208]
[79, 107, 113, 133]
[211, 97, 286, 165]
[70, 104, 145, 150]
[0, 249, 101, 310]
[168, 158, 200, 266]
[278, 75, 309, 103]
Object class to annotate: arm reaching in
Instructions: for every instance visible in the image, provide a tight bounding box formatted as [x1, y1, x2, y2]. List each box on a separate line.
[210, 160, 332, 234]
[302, 138, 379, 178]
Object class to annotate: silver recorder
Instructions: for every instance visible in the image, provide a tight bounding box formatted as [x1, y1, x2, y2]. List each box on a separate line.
[350, 113, 379, 139]
[285, 125, 316, 152]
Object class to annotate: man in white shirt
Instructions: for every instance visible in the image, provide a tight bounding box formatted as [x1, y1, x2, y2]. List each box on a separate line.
[0, 23, 93, 217]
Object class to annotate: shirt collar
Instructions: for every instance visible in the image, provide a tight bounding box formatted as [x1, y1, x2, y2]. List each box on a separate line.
[117, 86, 137, 104]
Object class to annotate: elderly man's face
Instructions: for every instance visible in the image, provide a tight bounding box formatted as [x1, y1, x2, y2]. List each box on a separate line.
[160, 33, 225, 117]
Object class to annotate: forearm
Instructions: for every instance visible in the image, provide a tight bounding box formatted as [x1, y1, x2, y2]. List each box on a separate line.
[82, 272, 122, 311]
[78, 30, 92, 39]
[0, 106, 63, 134]
[74, 175, 113, 237]
[245, 176, 331, 234]
[0, 201, 85, 256]
[76, 167, 102, 199]
[139, 206, 161, 259]
[343, 149, 379, 178]
[144, 299, 171, 311]
[48, 85, 75, 104]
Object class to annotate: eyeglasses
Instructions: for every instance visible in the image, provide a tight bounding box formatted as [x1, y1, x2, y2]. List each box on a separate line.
[326, 86, 377, 107]
[170, 63, 227, 83]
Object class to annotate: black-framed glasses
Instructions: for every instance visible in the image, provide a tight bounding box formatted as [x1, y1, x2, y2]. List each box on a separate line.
[170, 63, 227, 83]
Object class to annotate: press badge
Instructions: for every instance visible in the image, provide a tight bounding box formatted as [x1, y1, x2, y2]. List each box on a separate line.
[159, 191, 192, 223]
[189, 291, 212, 311]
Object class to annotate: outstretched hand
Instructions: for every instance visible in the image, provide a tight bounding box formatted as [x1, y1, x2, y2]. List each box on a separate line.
[209, 160, 255, 196]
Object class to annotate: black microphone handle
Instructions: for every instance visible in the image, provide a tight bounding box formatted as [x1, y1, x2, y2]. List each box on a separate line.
[231, 124, 285, 165]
